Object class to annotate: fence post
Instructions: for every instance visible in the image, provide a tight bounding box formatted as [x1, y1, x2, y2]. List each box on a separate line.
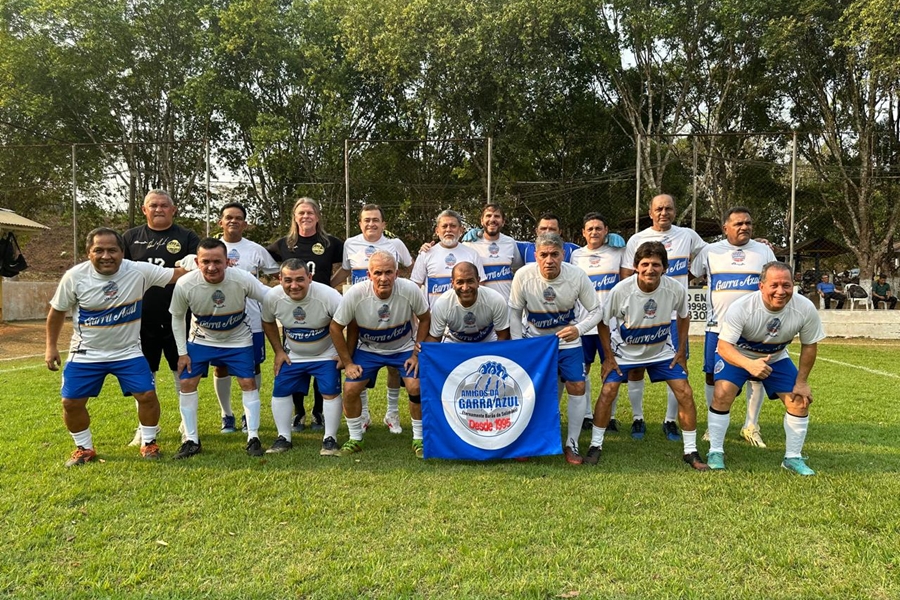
[344, 138, 351, 240]
[71, 144, 77, 265]
[634, 133, 642, 234]
[691, 134, 698, 231]
[205, 137, 211, 237]
[789, 130, 798, 272]
[487, 137, 492, 204]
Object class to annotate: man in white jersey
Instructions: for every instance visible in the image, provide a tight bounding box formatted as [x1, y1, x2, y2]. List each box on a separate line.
[331, 250, 432, 458]
[214, 202, 279, 434]
[262, 259, 344, 456]
[571, 212, 624, 431]
[462, 204, 523, 299]
[333, 203, 414, 435]
[410, 209, 486, 308]
[620, 193, 706, 442]
[170, 238, 271, 459]
[45, 228, 185, 466]
[586, 241, 708, 470]
[691, 207, 775, 447]
[707, 261, 825, 475]
[508, 232, 601, 465]
[425, 261, 510, 343]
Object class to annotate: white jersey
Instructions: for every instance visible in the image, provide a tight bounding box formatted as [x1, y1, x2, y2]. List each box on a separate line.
[223, 237, 279, 333]
[429, 286, 510, 343]
[571, 244, 623, 335]
[463, 233, 523, 299]
[170, 268, 270, 354]
[719, 292, 825, 363]
[410, 243, 486, 307]
[691, 239, 776, 332]
[333, 278, 428, 355]
[262, 282, 342, 362]
[603, 275, 689, 365]
[508, 262, 600, 350]
[50, 260, 172, 364]
[621, 225, 705, 288]
[342, 233, 413, 284]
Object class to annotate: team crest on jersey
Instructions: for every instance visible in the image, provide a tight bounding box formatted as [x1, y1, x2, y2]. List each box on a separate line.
[488, 242, 500, 258]
[444, 253, 457, 268]
[589, 255, 601, 267]
[377, 304, 391, 322]
[102, 281, 119, 300]
[212, 290, 226, 307]
[463, 311, 477, 327]
[227, 248, 240, 267]
[312, 243, 325, 255]
[643, 298, 658, 318]
[365, 245, 376, 258]
[166, 240, 182, 254]
[765, 317, 781, 337]
[663, 238, 672, 251]
[542, 287, 557, 303]
[292, 306, 307, 323]
[732, 249, 745, 264]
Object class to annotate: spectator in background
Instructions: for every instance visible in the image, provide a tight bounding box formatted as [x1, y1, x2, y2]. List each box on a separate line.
[816, 274, 845, 309]
[872, 274, 897, 310]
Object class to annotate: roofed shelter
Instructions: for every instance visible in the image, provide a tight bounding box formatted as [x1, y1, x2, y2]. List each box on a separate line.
[0, 208, 49, 322]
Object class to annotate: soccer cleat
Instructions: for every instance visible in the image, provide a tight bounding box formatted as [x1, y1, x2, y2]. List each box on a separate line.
[140, 441, 161, 460]
[362, 413, 372, 432]
[581, 417, 593, 431]
[740, 424, 767, 448]
[266, 436, 293, 454]
[702, 429, 711, 442]
[310, 413, 325, 431]
[706, 451, 726, 470]
[65, 446, 97, 467]
[220, 414, 237, 434]
[383, 412, 403, 434]
[412, 439, 425, 459]
[246, 437, 264, 457]
[340, 438, 364, 456]
[173, 440, 201, 460]
[608, 418, 619, 432]
[782, 457, 815, 476]
[563, 445, 583, 465]
[320, 436, 340, 456]
[683, 451, 709, 471]
[631, 419, 646, 440]
[291, 414, 305, 433]
[663, 420, 682, 442]
[240, 414, 248, 433]
[583, 445, 602, 465]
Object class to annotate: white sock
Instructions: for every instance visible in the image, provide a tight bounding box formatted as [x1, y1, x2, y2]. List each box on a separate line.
[179, 391, 200, 442]
[628, 380, 645, 420]
[583, 378, 593, 419]
[707, 410, 730, 454]
[271, 395, 293, 441]
[411, 418, 423, 441]
[324, 395, 343, 440]
[566, 393, 586, 450]
[171, 370, 182, 394]
[784, 413, 809, 459]
[665, 387, 679, 423]
[705, 384, 714, 409]
[590, 425, 606, 449]
[682, 430, 698, 454]
[743, 381, 766, 429]
[242, 389, 261, 439]
[360, 389, 371, 420]
[71, 428, 93, 449]
[214, 376, 233, 417]
[346, 415, 364, 441]
[140, 425, 158, 445]
[610, 391, 619, 420]
[387, 387, 400, 414]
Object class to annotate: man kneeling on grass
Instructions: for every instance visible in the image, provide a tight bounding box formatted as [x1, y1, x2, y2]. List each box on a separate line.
[706, 261, 825, 476]
[46, 228, 186, 466]
[586, 241, 708, 470]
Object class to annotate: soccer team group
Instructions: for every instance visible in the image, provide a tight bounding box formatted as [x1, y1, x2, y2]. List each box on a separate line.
[45, 190, 824, 475]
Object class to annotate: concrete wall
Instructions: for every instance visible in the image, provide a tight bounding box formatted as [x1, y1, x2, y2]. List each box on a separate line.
[687, 305, 900, 339]
[1, 280, 57, 321]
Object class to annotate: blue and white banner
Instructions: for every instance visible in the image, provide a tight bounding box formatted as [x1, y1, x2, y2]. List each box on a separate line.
[419, 336, 561, 460]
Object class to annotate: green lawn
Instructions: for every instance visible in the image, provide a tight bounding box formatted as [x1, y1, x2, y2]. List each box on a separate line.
[2, 339, 899, 599]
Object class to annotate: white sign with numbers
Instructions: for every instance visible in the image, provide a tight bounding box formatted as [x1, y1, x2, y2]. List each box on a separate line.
[687, 287, 708, 323]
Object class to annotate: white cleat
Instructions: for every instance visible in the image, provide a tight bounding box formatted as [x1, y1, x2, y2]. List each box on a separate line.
[362, 412, 372, 432]
[740, 424, 767, 448]
[383, 412, 403, 434]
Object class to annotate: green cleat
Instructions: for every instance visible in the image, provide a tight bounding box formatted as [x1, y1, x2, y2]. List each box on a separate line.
[707, 451, 726, 470]
[340, 438, 364, 456]
[782, 457, 815, 476]
[412, 439, 424, 459]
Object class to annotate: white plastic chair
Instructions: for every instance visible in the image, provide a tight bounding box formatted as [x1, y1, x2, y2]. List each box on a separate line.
[845, 284, 872, 311]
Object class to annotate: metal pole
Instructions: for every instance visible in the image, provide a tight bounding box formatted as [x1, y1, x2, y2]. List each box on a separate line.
[634, 133, 642, 234]
[789, 131, 798, 272]
[205, 138, 211, 237]
[691, 135, 698, 231]
[486, 137, 492, 204]
[71, 145, 77, 264]
[344, 139, 351, 240]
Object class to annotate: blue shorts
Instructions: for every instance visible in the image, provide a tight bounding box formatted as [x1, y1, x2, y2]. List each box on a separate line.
[558, 347, 585, 383]
[252, 331, 266, 366]
[348, 348, 417, 383]
[61, 357, 155, 399]
[713, 353, 798, 399]
[581, 335, 606, 365]
[181, 342, 256, 380]
[703, 331, 719, 374]
[603, 359, 687, 384]
[272, 359, 341, 397]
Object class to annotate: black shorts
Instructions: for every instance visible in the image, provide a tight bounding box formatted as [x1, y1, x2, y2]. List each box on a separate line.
[140, 320, 180, 372]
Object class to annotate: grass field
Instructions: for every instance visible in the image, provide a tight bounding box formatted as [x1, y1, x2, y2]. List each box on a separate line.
[2, 338, 899, 599]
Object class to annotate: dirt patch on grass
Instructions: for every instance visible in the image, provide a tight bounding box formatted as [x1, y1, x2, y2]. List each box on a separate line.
[0, 319, 71, 360]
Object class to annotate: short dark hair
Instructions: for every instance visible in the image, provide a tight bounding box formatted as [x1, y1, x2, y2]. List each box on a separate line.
[280, 258, 310, 275]
[220, 201, 247, 219]
[633, 241, 668, 270]
[481, 204, 505, 219]
[85, 227, 125, 253]
[582, 212, 609, 227]
[722, 206, 751, 225]
[538, 212, 560, 225]
[761, 261, 792, 282]
[359, 204, 385, 220]
[198, 237, 227, 255]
